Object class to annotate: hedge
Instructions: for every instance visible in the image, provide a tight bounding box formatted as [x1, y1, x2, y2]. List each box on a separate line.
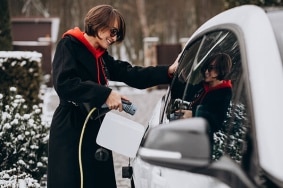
[0, 51, 43, 111]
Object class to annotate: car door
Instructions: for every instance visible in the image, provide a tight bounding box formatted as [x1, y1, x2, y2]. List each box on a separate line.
[150, 28, 253, 188]
[137, 6, 283, 188]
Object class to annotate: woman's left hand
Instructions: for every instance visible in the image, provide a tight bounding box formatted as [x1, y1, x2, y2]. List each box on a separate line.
[182, 110, 193, 119]
[175, 109, 193, 119]
[168, 54, 180, 75]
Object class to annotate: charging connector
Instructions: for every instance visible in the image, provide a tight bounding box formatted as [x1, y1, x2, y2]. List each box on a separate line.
[79, 99, 137, 188]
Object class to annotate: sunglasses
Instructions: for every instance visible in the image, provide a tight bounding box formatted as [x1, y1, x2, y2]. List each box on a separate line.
[206, 65, 217, 72]
[109, 27, 120, 39]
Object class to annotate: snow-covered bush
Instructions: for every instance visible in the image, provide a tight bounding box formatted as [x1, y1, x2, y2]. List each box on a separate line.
[0, 169, 40, 188]
[0, 87, 49, 186]
[0, 51, 43, 111]
[213, 102, 249, 163]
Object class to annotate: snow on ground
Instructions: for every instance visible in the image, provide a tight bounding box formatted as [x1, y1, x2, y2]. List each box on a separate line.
[41, 83, 161, 126]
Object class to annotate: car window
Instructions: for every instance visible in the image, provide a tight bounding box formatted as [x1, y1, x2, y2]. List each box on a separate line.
[163, 29, 253, 168]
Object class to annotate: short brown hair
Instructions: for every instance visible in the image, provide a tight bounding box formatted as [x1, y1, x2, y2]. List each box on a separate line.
[84, 5, 126, 42]
[201, 53, 232, 80]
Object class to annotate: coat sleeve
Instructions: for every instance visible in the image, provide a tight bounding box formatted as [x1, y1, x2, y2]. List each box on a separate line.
[52, 37, 111, 107]
[196, 89, 232, 132]
[103, 53, 172, 89]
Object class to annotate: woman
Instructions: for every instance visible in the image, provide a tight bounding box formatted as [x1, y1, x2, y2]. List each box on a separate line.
[182, 53, 232, 132]
[47, 4, 177, 188]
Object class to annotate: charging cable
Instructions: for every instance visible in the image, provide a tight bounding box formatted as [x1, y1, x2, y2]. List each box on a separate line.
[78, 100, 136, 188]
[78, 107, 97, 188]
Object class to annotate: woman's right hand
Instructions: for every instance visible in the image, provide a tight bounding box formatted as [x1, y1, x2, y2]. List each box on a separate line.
[182, 110, 193, 119]
[175, 109, 192, 119]
[105, 90, 129, 112]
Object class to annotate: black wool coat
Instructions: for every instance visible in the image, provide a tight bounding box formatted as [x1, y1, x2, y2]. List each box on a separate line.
[47, 35, 171, 188]
[186, 81, 232, 132]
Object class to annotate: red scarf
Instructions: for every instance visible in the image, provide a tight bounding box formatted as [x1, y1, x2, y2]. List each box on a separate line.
[203, 80, 232, 92]
[189, 80, 232, 109]
[63, 27, 107, 84]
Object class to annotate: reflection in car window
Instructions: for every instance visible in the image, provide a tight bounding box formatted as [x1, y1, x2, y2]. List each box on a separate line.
[164, 30, 252, 167]
[182, 53, 233, 133]
[214, 72, 251, 163]
[169, 39, 202, 100]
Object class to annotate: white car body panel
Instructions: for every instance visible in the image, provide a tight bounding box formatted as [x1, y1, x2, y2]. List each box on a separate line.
[189, 5, 283, 181]
[132, 5, 283, 187]
[132, 158, 229, 188]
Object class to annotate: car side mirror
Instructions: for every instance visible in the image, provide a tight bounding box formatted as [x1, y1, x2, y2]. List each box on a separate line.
[138, 117, 212, 171]
[138, 117, 257, 188]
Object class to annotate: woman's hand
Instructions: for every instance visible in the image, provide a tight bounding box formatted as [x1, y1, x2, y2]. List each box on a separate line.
[182, 110, 193, 119]
[175, 109, 193, 119]
[168, 54, 180, 75]
[105, 90, 129, 112]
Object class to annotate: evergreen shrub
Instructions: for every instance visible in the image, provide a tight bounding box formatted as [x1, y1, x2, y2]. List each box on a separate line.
[0, 87, 49, 186]
[0, 51, 43, 112]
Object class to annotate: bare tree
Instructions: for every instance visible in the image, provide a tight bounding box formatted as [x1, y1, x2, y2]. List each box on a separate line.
[194, 0, 225, 26]
[8, 0, 227, 65]
[22, 0, 50, 17]
[225, 0, 283, 8]
[136, 0, 149, 37]
[0, 0, 13, 50]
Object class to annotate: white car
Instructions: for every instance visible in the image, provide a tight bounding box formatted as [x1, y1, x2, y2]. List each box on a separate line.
[130, 5, 283, 188]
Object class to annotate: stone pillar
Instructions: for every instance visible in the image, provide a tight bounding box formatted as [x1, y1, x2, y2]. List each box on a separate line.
[143, 37, 159, 66]
[179, 37, 190, 50]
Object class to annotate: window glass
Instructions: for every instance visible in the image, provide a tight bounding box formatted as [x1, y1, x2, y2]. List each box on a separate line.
[164, 30, 252, 166]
